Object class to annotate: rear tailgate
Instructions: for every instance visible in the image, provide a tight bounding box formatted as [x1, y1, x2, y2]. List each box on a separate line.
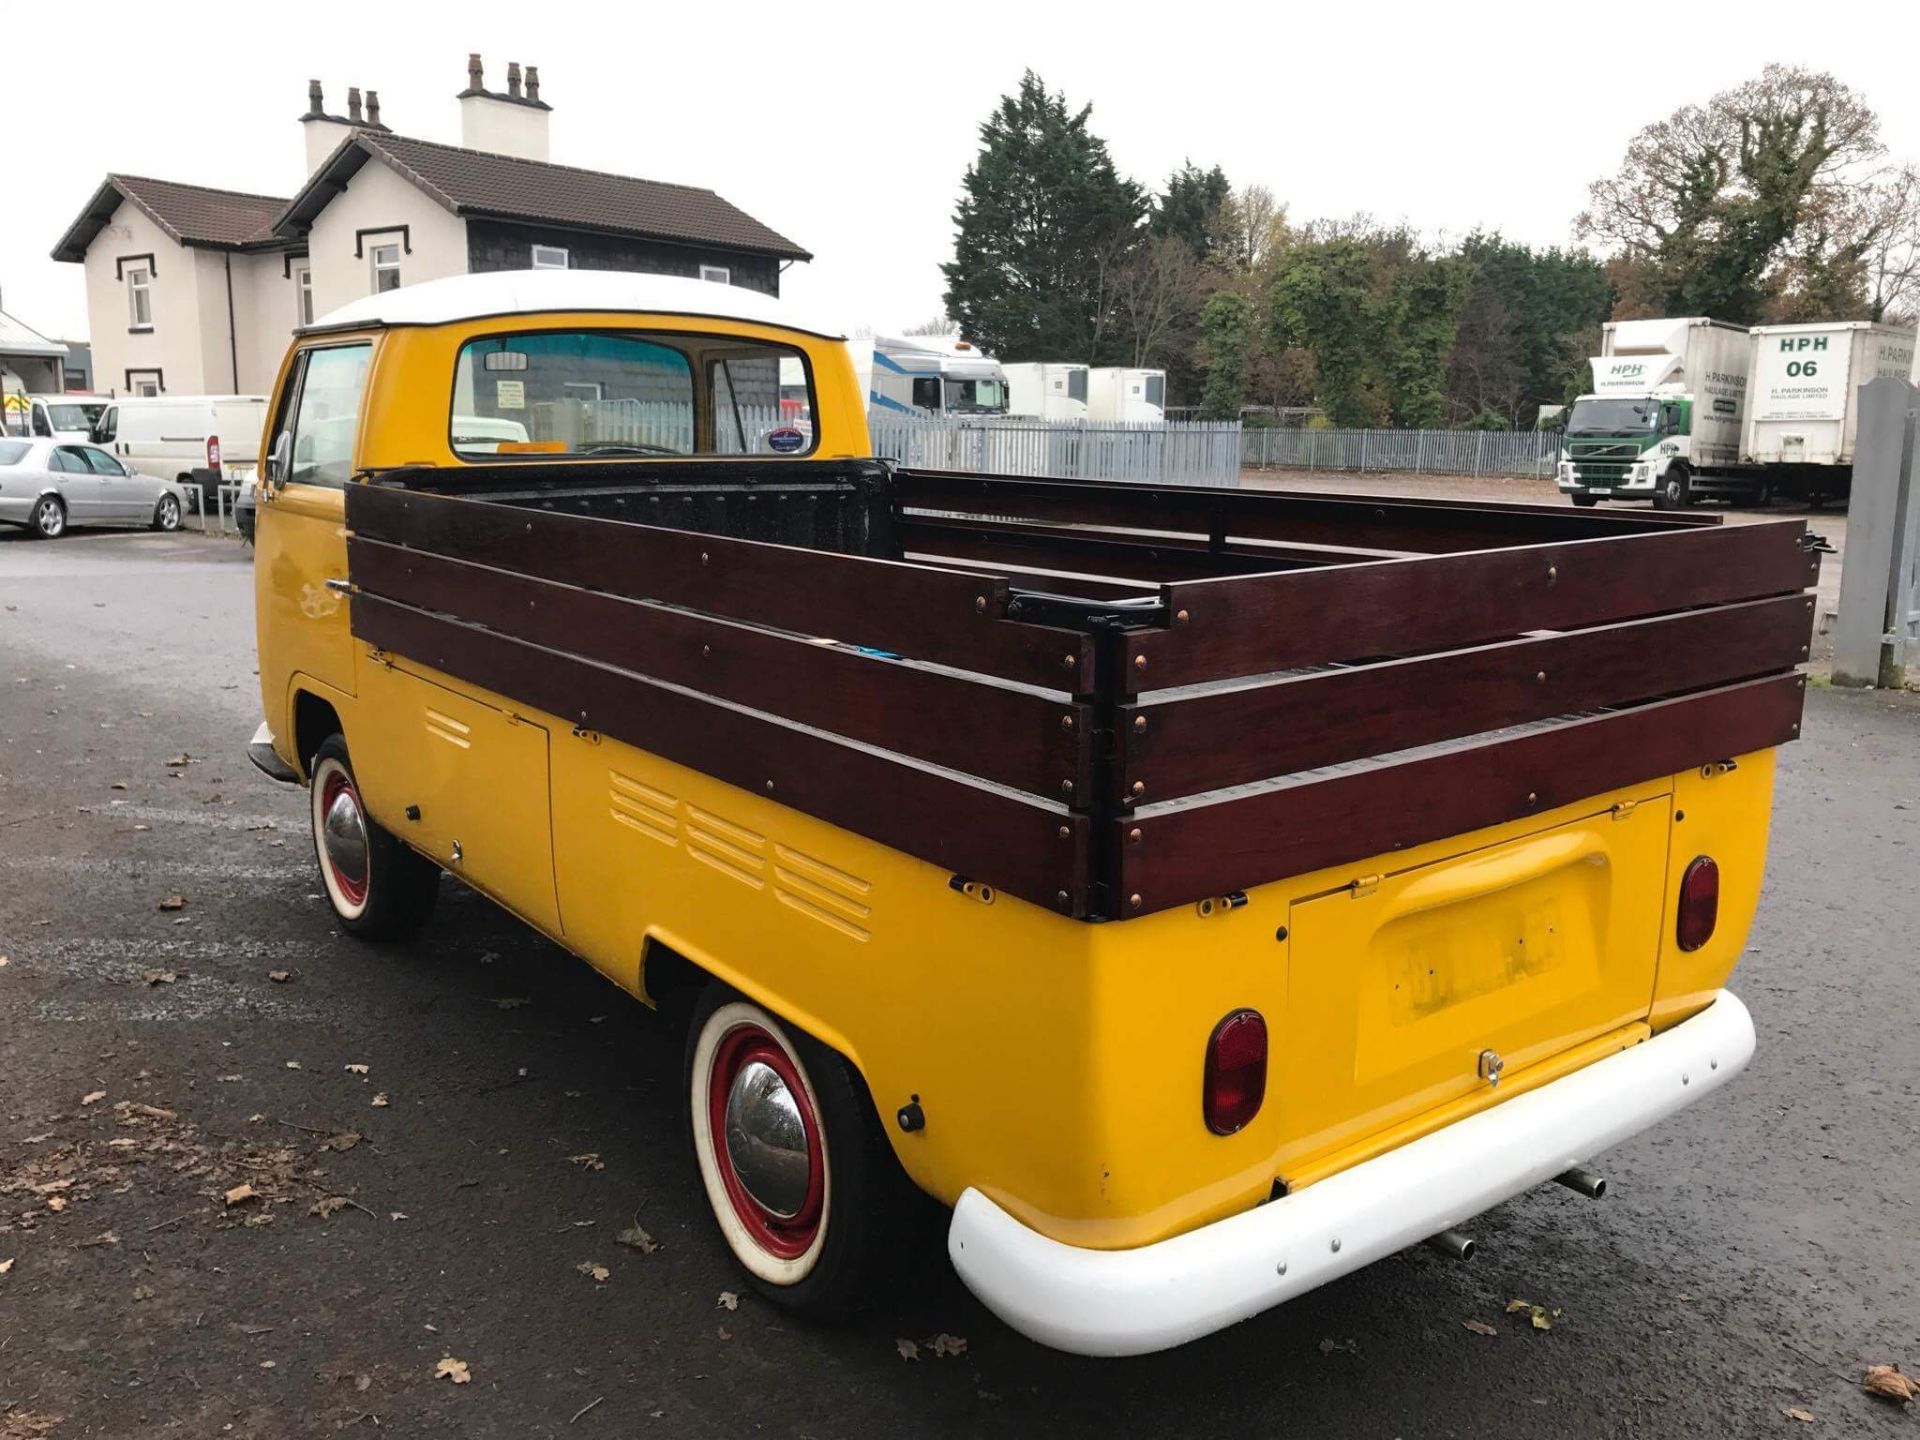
[1274, 791, 1668, 1176]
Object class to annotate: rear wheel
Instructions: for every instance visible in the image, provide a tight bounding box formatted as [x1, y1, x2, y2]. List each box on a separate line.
[308, 734, 439, 939]
[686, 985, 901, 1316]
[1654, 464, 1693, 510]
[29, 496, 65, 539]
[152, 493, 181, 531]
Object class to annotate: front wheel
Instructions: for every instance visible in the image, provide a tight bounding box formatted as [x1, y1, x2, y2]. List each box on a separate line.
[152, 493, 181, 531]
[686, 986, 902, 1316]
[29, 495, 66, 539]
[308, 735, 439, 939]
[1653, 465, 1693, 510]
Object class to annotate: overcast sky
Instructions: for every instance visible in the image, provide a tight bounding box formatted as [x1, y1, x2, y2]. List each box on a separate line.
[6, 0, 1919, 348]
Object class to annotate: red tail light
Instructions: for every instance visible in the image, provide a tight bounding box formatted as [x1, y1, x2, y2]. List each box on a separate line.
[207, 435, 222, 475]
[1203, 1009, 1267, 1135]
[1676, 856, 1719, 952]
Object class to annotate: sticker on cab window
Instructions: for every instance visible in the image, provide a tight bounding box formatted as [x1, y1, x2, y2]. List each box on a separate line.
[495, 380, 525, 410]
[766, 426, 806, 454]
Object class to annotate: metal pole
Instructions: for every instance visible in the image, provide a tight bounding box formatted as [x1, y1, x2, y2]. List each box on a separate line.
[1833, 378, 1918, 688]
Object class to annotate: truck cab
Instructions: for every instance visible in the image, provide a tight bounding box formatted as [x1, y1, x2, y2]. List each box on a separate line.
[853, 333, 1010, 417]
[248, 270, 1817, 1357]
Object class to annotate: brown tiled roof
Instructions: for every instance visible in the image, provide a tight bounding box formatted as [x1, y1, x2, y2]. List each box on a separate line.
[279, 132, 810, 261]
[52, 175, 292, 261]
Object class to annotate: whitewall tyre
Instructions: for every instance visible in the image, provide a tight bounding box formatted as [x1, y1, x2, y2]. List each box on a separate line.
[684, 986, 906, 1316]
[306, 735, 438, 940]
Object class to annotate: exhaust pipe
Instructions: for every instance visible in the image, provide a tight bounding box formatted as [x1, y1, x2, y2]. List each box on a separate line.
[1554, 1167, 1608, 1199]
[1425, 1228, 1476, 1262]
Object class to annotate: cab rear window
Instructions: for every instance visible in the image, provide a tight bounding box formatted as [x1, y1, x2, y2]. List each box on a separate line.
[450, 330, 816, 459]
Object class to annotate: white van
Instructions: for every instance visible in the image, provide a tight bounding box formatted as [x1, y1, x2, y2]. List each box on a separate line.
[26, 395, 110, 443]
[93, 395, 269, 496]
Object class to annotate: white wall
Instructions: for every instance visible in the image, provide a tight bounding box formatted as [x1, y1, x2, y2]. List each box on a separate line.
[305, 160, 469, 318]
[81, 200, 210, 395]
[458, 95, 549, 161]
[229, 252, 303, 394]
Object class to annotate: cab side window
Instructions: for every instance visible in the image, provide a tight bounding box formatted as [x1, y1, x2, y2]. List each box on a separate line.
[31, 405, 52, 437]
[95, 408, 118, 443]
[911, 377, 941, 411]
[279, 343, 373, 488]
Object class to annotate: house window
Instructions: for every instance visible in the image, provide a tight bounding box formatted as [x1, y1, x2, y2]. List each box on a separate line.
[127, 266, 153, 329]
[370, 243, 402, 294]
[295, 265, 314, 326]
[126, 370, 162, 397]
[531, 245, 569, 270]
[699, 264, 731, 285]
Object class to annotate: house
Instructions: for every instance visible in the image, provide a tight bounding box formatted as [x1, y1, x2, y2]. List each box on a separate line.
[51, 57, 810, 397]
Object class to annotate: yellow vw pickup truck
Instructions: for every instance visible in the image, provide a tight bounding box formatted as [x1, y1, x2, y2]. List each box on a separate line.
[247, 270, 1820, 1355]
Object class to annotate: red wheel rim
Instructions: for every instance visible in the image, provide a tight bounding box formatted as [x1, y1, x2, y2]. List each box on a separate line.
[320, 769, 369, 906]
[707, 1024, 825, 1260]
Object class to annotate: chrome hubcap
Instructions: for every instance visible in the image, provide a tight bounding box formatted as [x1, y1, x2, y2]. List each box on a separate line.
[723, 1059, 812, 1219]
[37, 501, 60, 535]
[322, 788, 369, 890]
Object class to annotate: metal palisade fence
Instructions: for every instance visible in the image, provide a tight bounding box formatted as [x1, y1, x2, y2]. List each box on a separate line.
[869, 414, 1244, 486]
[1242, 427, 1562, 478]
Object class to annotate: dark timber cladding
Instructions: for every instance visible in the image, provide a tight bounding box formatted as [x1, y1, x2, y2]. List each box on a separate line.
[345, 469, 1819, 923]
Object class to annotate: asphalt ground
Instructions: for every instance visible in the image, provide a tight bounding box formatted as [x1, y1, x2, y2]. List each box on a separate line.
[2, 525, 1916, 1439]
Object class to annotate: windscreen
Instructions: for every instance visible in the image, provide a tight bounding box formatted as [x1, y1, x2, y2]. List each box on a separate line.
[451, 330, 816, 458]
[48, 403, 106, 431]
[1566, 397, 1656, 435]
[943, 377, 1008, 415]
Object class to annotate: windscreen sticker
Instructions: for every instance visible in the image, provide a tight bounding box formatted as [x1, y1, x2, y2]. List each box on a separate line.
[495, 380, 525, 410]
[766, 426, 806, 454]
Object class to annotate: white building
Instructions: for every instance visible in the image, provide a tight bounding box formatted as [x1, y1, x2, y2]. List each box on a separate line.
[53, 57, 810, 397]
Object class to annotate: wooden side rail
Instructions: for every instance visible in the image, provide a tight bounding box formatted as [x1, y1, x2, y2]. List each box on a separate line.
[1117, 593, 1816, 803]
[1113, 673, 1808, 914]
[1125, 520, 1821, 690]
[349, 538, 1094, 803]
[348, 485, 1097, 695]
[353, 594, 1093, 916]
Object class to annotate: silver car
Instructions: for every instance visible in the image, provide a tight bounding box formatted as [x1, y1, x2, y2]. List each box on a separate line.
[0, 437, 189, 539]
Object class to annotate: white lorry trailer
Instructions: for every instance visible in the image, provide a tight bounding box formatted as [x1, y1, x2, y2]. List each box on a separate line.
[849, 335, 1010, 418]
[1556, 317, 1753, 509]
[1741, 321, 1917, 502]
[1005, 362, 1089, 421]
[1087, 367, 1166, 424]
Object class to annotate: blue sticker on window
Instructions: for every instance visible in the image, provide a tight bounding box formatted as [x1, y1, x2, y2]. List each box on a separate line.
[767, 426, 806, 454]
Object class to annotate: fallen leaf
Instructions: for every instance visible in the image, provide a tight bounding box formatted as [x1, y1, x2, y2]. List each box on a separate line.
[309, 1195, 352, 1219]
[1531, 1309, 1556, 1332]
[140, 969, 178, 986]
[224, 1183, 257, 1206]
[268, 970, 292, 983]
[126, 1102, 175, 1121]
[157, 894, 186, 911]
[0, 1258, 13, 1274]
[1463, 1319, 1499, 1337]
[717, 1291, 739, 1311]
[345, 1063, 370, 1075]
[568, 1153, 604, 1172]
[496, 997, 531, 1010]
[219, 1074, 243, 1082]
[1864, 1364, 1919, 1403]
[577, 1261, 610, 1283]
[82, 1089, 107, 1106]
[110, 782, 128, 790]
[76, 1230, 118, 1248]
[47, 1196, 67, 1212]
[371, 1093, 390, 1107]
[434, 1356, 471, 1385]
[355, 1375, 372, 1392]
[318, 1131, 362, 1152]
[615, 1225, 658, 1254]
[1783, 1407, 1815, 1423]
[284, 1061, 302, 1070]
[166, 753, 192, 766]
[259, 1360, 276, 1369]
[243, 1214, 274, 1228]
[717, 1324, 731, 1340]
[390, 1211, 409, 1222]
[926, 1333, 968, 1357]
[132, 1284, 156, 1301]
[895, 1338, 919, 1361]
[1505, 1298, 1533, 1314]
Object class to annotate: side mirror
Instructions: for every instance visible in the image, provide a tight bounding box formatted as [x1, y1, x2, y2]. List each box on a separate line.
[268, 430, 293, 488]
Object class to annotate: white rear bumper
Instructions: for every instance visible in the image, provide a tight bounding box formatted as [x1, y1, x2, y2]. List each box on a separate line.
[948, 990, 1755, 1356]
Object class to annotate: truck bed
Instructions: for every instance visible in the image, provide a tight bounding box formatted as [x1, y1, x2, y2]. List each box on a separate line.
[342, 460, 1819, 921]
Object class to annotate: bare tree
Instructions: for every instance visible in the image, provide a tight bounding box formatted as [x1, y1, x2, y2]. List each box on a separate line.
[900, 315, 957, 336]
[1109, 234, 1211, 367]
[1214, 184, 1287, 275]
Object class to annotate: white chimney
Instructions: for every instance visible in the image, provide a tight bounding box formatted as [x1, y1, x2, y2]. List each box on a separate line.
[300, 79, 386, 176]
[457, 54, 551, 161]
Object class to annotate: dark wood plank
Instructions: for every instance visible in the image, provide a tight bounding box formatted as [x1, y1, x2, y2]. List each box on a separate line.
[351, 593, 1091, 915]
[347, 484, 1096, 694]
[895, 469, 1720, 555]
[1119, 593, 1816, 801]
[1115, 672, 1807, 915]
[896, 517, 1318, 581]
[350, 539, 1092, 803]
[1126, 520, 1821, 691]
